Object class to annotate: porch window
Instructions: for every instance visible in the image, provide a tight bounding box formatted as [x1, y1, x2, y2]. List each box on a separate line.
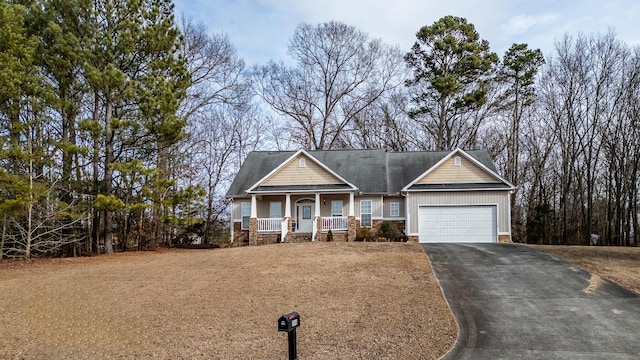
[360, 200, 372, 227]
[270, 201, 282, 218]
[241, 202, 251, 230]
[331, 200, 343, 216]
[390, 202, 400, 217]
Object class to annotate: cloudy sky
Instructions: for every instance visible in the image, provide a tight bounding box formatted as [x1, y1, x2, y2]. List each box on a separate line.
[172, 0, 640, 66]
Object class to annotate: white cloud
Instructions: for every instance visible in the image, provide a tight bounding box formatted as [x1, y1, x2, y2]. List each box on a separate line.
[502, 13, 560, 35]
[173, 0, 640, 64]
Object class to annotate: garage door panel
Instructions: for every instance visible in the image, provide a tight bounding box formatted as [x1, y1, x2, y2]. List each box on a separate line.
[419, 206, 497, 243]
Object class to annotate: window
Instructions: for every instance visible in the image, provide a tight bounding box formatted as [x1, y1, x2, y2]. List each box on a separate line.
[360, 200, 372, 227]
[390, 202, 400, 217]
[454, 156, 462, 166]
[331, 200, 343, 216]
[298, 158, 306, 167]
[270, 202, 282, 218]
[302, 205, 312, 219]
[241, 202, 251, 230]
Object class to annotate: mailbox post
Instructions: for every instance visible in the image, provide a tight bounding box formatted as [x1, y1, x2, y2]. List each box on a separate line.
[278, 312, 300, 360]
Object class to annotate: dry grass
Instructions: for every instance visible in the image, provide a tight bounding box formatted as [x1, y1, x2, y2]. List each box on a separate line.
[535, 245, 640, 294]
[0, 242, 456, 359]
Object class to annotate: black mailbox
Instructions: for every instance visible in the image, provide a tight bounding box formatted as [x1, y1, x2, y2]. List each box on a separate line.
[278, 312, 300, 332]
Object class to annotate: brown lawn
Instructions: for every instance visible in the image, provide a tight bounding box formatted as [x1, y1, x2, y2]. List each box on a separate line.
[535, 245, 640, 294]
[0, 242, 456, 359]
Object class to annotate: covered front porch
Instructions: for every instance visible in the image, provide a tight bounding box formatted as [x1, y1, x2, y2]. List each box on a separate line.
[239, 192, 357, 245]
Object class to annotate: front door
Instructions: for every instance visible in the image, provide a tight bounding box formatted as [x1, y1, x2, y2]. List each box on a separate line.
[297, 203, 315, 232]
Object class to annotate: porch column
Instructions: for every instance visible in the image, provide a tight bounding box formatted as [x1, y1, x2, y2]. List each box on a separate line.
[284, 193, 292, 242]
[348, 192, 356, 242]
[285, 193, 291, 217]
[230, 199, 234, 244]
[314, 193, 321, 241]
[249, 194, 258, 245]
[250, 194, 257, 218]
[348, 192, 355, 216]
[315, 193, 321, 215]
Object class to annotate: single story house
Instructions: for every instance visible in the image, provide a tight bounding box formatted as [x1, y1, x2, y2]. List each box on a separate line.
[226, 148, 515, 245]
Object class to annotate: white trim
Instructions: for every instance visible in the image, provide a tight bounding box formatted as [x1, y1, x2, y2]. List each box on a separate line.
[403, 187, 512, 192]
[285, 194, 291, 218]
[246, 149, 359, 193]
[417, 204, 499, 243]
[250, 195, 257, 218]
[402, 148, 515, 192]
[382, 217, 406, 221]
[230, 199, 234, 242]
[348, 192, 355, 216]
[390, 201, 400, 217]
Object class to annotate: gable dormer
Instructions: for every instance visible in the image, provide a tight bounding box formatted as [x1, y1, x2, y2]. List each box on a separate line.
[261, 153, 343, 186]
[247, 150, 357, 193]
[416, 154, 499, 184]
[402, 149, 513, 191]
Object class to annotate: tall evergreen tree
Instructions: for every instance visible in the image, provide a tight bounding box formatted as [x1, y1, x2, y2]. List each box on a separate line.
[405, 16, 498, 150]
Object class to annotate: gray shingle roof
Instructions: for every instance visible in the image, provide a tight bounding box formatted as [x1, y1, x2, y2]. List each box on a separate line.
[226, 149, 506, 197]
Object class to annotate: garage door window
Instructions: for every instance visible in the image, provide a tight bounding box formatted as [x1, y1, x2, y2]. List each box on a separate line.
[360, 200, 372, 227]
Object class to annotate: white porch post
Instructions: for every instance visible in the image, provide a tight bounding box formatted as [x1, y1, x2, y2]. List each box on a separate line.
[313, 193, 321, 241]
[349, 192, 355, 216]
[230, 198, 234, 243]
[285, 193, 291, 217]
[251, 194, 257, 218]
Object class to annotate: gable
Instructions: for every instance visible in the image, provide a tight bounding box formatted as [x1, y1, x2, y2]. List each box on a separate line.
[262, 154, 344, 186]
[416, 155, 499, 184]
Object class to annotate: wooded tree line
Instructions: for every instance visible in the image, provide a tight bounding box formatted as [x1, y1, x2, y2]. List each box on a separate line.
[0, 2, 637, 258]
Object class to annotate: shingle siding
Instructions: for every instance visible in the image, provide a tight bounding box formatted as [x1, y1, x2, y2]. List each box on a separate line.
[417, 156, 499, 184]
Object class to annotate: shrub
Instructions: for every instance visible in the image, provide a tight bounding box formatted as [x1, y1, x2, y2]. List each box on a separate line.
[326, 229, 334, 242]
[377, 221, 402, 242]
[355, 227, 376, 242]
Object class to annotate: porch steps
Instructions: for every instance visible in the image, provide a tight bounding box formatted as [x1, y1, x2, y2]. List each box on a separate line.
[286, 232, 313, 243]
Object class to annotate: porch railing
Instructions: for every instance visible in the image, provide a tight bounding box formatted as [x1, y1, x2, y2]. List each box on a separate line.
[322, 216, 349, 231]
[257, 218, 282, 233]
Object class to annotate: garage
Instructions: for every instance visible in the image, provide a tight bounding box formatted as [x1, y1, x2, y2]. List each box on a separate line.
[418, 205, 497, 243]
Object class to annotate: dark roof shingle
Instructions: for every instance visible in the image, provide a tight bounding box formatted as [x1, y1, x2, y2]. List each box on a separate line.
[226, 149, 506, 197]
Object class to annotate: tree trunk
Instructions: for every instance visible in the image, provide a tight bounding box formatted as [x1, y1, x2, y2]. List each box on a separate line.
[1, 213, 6, 259]
[104, 100, 114, 254]
[92, 91, 100, 253]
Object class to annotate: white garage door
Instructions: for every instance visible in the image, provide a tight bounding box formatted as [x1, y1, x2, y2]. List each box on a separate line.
[418, 205, 497, 243]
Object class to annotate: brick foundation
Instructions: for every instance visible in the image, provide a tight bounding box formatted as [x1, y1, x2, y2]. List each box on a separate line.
[316, 231, 348, 242]
[249, 218, 257, 245]
[313, 217, 322, 241]
[256, 233, 281, 245]
[498, 234, 512, 243]
[287, 233, 313, 243]
[233, 222, 250, 246]
[347, 216, 356, 241]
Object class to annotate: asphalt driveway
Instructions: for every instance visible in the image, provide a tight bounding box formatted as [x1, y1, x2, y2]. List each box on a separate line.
[423, 243, 640, 360]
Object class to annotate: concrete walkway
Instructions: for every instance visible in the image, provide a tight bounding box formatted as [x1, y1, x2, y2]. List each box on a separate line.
[423, 243, 640, 360]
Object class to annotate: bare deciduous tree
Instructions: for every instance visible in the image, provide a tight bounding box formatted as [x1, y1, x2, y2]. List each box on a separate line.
[253, 21, 405, 150]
